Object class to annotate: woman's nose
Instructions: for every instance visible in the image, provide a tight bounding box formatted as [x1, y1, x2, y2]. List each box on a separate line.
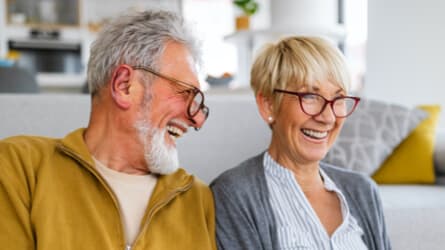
[315, 104, 336, 123]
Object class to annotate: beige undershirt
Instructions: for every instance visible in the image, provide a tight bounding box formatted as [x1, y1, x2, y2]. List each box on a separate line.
[93, 158, 157, 245]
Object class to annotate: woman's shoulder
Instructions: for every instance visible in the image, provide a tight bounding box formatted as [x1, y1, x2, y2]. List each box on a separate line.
[210, 153, 265, 192]
[320, 161, 378, 193]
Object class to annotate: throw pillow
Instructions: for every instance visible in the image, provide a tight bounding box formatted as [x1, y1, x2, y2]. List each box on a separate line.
[323, 99, 428, 175]
[372, 105, 441, 184]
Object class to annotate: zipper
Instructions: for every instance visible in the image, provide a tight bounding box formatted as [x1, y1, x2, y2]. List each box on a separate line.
[58, 143, 194, 250]
[131, 180, 193, 249]
[58, 144, 129, 248]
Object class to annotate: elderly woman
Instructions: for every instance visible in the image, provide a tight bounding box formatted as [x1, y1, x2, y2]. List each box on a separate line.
[211, 36, 391, 250]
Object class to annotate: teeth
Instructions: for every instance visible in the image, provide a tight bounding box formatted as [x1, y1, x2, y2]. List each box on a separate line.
[167, 125, 184, 139]
[302, 129, 328, 139]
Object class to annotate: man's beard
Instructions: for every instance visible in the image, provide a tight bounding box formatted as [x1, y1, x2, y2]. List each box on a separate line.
[134, 95, 179, 175]
[135, 121, 180, 175]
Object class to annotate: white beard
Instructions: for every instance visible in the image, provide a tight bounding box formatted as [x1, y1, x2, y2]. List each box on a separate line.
[135, 120, 179, 175]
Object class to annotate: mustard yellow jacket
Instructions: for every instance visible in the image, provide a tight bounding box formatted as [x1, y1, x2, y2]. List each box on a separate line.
[0, 129, 216, 250]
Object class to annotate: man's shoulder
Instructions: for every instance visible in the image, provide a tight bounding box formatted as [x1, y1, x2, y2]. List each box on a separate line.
[171, 168, 212, 195]
[189, 172, 212, 193]
[0, 135, 60, 155]
[163, 168, 214, 209]
[0, 135, 63, 183]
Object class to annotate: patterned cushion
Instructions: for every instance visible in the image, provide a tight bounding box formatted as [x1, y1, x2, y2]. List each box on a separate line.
[323, 99, 428, 175]
[372, 105, 441, 184]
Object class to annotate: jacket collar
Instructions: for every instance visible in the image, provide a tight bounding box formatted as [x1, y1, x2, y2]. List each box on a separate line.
[57, 128, 194, 192]
[57, 128, 94, 168]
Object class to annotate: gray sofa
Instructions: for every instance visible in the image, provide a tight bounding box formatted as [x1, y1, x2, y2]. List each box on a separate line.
[1, 93, 444, 250]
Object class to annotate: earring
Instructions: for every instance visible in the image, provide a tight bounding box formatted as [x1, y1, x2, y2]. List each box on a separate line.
[268, 116, 273, 122]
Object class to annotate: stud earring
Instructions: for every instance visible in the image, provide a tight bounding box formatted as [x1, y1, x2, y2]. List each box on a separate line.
[268, 116, 273, 122]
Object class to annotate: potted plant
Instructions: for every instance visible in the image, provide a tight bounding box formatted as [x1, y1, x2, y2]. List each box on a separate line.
[233, 0, 259, 31]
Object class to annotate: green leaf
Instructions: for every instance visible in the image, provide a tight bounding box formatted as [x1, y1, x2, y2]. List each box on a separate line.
[233, 0, 259, 16]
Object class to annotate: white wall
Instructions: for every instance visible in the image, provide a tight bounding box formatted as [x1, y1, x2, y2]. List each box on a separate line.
[366, 0, 445, 127]
[0, 0, 5, 57]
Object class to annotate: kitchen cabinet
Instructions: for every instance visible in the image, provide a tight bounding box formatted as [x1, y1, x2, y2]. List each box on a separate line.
[6, 0, 80, 27]
[1, 0, 182, 92]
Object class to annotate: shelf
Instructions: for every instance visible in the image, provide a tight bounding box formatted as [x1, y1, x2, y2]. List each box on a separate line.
[9, 38, 81, 50]
[6, 0, 80, 27]
[224, 25, 346, 43]
[223, 25, 346, 88]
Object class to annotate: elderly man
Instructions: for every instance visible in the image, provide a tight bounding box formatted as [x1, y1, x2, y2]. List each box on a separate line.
[0, 10, 215, 250]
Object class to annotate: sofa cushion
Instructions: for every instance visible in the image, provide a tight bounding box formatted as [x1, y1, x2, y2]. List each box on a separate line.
[0, 94, 90, 138]
[177, 94, 270, 183]
[372, 105, 441, 184]
[323, 99, 427, 175]
[379, 184, 445, 250]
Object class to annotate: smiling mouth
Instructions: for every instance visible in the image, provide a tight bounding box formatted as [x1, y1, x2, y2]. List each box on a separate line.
[167, 125, 184, 140]
[301, 129, 328, 139]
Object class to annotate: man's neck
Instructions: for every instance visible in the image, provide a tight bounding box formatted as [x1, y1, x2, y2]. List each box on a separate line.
[84, 110, 149, 175]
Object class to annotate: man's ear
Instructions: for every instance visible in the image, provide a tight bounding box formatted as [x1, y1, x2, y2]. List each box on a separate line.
[256, 93, 275, 124]
[110, 65, 133, 109]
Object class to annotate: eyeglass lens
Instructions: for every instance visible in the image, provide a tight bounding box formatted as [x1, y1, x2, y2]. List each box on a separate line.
[188, 90, 209, 118]
[301, 94, 357, 117]
[189, 91, 202, 115]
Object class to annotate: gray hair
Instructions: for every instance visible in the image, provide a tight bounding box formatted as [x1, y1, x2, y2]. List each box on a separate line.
[87, 9, 201, 95]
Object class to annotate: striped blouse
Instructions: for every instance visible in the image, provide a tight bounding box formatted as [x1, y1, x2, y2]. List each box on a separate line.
[263, 152, 368, 250]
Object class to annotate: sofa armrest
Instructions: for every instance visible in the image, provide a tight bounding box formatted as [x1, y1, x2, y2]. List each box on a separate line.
[435, 128, 445, 174]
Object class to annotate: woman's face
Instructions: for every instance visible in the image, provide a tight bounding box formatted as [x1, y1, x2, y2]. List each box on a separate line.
[268, 80, 346, 167]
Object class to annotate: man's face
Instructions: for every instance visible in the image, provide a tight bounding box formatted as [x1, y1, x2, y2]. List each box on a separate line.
[133, 42, 205, 174]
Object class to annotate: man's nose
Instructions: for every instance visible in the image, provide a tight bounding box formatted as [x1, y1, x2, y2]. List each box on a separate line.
[191, 109, 208, 131]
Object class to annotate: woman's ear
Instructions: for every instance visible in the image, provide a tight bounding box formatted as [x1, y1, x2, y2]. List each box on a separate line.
[110, 65, 133, 109]
[256, 93, 275, 125]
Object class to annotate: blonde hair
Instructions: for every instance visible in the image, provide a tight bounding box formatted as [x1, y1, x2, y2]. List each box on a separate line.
[250, 36, 351, 113]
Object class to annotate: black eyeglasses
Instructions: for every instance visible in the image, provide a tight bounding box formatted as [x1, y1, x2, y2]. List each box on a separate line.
[131, 66, 209, 122]
[273, 89, 360, 118]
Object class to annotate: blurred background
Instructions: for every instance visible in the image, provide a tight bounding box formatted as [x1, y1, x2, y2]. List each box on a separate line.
[0, 0, 366, 92]
[1, 0, 444, 126]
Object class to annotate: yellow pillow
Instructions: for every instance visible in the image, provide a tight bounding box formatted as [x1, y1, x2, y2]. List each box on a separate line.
[372, 105, 441, 184]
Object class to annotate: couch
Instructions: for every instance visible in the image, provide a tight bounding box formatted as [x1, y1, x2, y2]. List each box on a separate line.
[0, 93, 444, 250]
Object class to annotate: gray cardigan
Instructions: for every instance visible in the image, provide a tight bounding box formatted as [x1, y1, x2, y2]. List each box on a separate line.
[210, 153, 391, 250]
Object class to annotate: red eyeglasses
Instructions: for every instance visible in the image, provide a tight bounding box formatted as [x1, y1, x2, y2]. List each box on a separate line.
[273, 89, 360, 118]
